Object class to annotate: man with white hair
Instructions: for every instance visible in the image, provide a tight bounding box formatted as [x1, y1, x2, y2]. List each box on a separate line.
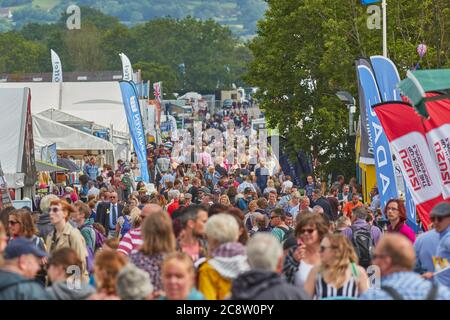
[37, 194, 59, 239]
[231, 233, 309, 300]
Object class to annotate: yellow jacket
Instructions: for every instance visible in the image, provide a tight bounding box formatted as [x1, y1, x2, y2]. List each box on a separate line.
[198, 261, 232, 300]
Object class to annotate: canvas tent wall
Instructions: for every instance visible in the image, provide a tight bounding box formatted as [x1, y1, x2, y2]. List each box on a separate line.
[32, 114, 115, 164]
[0, 88, 35, 194]
[0, 82, 128, 133]
[38, 109, 130, 162]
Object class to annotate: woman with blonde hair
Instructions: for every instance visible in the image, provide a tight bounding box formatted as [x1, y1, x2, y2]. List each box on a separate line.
[219, 194, 231, 206]
[160, 252, 204, 300]
[129, 210, 176, 293]
[304, 233, 368, 299]
[243, 200, 259, 232]
[89, 250, 127, 300]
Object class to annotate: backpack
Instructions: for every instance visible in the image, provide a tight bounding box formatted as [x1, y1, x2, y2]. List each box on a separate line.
[120, 216, 132, 239]
[350, 225, 374, 268]
[67, 230, 94, 275]
[278, 226, 295, 243]
[93, 227, 106, 251]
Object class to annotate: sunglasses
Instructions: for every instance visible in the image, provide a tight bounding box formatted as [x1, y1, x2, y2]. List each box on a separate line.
[300, 228, 315, 234]
[8, 220, 20, 226]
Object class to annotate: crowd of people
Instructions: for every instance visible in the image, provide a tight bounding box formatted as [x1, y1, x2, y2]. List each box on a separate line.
[0, 111, 449, 300]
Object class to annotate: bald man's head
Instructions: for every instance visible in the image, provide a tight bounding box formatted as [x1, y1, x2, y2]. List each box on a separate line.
[140, 204, 163, 218]
[374, 234, 415, 275]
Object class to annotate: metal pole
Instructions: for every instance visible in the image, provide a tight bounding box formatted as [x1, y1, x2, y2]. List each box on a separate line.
[382, 0, 387, 57]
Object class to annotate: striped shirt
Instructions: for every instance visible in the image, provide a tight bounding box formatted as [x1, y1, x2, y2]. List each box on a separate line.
[315, 272, 359, 299]
[359, 271, 450, 300]
[117, 228, 143, 256]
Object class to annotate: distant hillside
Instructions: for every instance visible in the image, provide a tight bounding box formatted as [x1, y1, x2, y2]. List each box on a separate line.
[0, 0, 267, 37]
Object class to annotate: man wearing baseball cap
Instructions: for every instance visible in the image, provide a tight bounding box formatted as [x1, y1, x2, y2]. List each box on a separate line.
[427, 202, 450, 288]
[0, 238, 51, 299]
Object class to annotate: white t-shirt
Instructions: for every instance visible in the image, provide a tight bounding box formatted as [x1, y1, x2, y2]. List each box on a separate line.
[294, 261, 314, 287]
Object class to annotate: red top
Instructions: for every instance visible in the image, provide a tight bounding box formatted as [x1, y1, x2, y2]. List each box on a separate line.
[168, 200, 180, 217]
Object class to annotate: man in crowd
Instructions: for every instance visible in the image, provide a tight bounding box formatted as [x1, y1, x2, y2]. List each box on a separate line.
[368, 187, 381, 212]
[304, 175, 318, 201]
[178, 205, 209, 264]
[270, 208, 293, 243]
[231, 233, 309, 300]
[267, 191, 279, 212]
[360, 234, 450, 299]
[311, 189, 333, 222]
[420, 202, 450, 288]
[0, 238, 50, 299]
[327, 186, 340, 221]
[342, 207, 382, 268]
[342, 193, 363, 218]
[95, 191, 123, 238]
[83, 157, 99, 181]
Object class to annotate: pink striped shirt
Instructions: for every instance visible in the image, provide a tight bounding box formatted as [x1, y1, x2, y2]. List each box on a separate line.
[117, 228, 143, 255]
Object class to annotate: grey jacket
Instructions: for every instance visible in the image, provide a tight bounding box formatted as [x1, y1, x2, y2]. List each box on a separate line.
[0, 270, 51, 300]
[46, 281, 96, 300]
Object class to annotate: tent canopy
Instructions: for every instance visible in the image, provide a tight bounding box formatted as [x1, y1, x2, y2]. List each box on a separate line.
[33, 114, 115, 151]
[0, 82, 129, 133]
[398, 69, 450, 117]
[35, 160, 68, 173]
[0, 88, 29, 188]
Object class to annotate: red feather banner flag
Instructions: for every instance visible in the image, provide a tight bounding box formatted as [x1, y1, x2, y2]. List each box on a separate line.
[374, 102, 445, 230]
[423, 93, 450, 200]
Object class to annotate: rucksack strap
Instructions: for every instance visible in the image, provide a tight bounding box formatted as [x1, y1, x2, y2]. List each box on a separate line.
[425, 283, 438, 300]
[382, 282, 439, 300]
[380, 286, 404, 300]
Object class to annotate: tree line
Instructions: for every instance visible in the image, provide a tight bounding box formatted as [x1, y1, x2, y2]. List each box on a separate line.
[0, 7, 253, 96]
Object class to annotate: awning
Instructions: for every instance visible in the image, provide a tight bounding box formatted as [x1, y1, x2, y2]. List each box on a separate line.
[35, 160, 68, 173]
[398, 69, 450, 117]
[57, 158, 80, 172]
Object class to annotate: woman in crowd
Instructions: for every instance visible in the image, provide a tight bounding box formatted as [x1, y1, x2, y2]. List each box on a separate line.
[7, 209, 45, 251]
[0, 222, 7, 265]
[219, 194, 231, 206]
[46, 248, 95, 300]
[129, 210, 176, 292]
[283, 214, 328, 287]
[226, 187, 238, 206]
[45, 199, 88, 280]
[304, 234, 369, 299]
[89, 250, 127, 300]
[160, 252, 204, 300]
[385, 199, 416, 243]
[244, 200, 259, 232]
[263, 179, 277, 195]
[198, 214, 249, 300]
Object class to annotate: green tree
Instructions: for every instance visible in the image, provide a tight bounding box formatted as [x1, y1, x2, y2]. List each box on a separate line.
[245, 0, 450, 179]
[0, 32, 48, 73]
